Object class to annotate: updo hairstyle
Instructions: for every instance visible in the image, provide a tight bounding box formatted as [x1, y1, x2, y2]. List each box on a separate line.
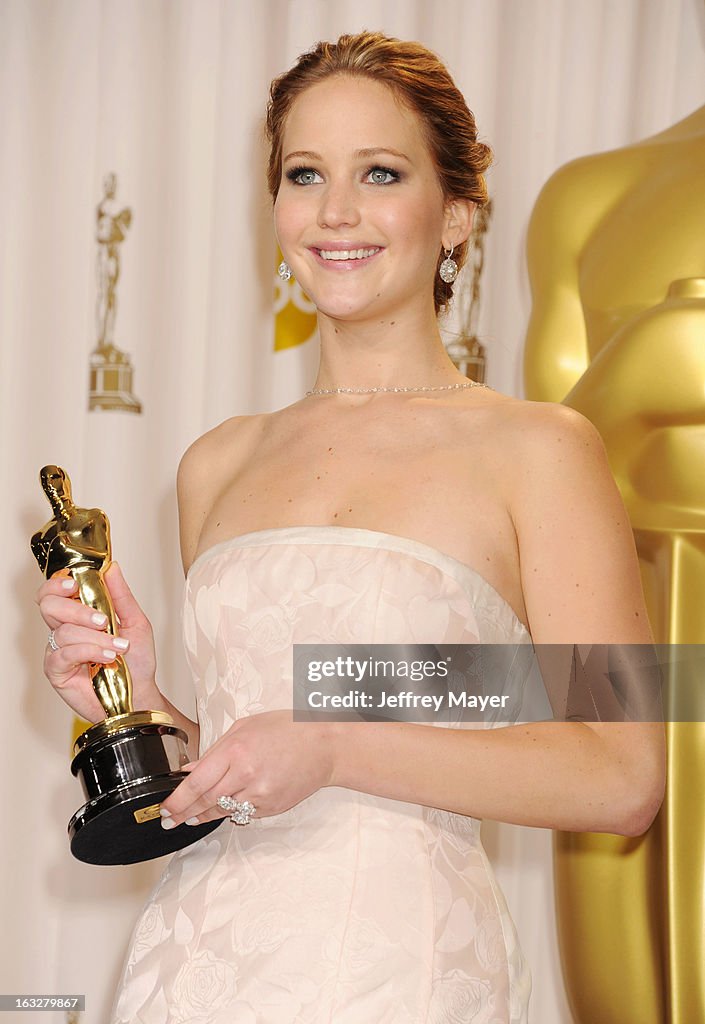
[265, 31, 492, 314]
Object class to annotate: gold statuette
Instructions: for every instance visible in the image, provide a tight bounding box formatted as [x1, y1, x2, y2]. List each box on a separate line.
[31, 466, 219, 864]
[89, 173, 142, 413]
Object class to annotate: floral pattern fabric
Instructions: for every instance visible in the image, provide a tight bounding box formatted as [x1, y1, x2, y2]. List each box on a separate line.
[111, 526, 532, 1023]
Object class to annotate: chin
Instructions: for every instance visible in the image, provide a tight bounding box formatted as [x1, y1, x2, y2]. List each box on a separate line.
[315, 286, 406, 324]
[313, 295, 379, 322]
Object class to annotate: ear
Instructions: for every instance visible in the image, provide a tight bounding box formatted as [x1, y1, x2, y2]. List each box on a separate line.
[442, 199, 475, 249]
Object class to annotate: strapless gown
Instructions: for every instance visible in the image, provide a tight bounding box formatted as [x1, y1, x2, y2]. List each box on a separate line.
[110, 526, 532, 1024]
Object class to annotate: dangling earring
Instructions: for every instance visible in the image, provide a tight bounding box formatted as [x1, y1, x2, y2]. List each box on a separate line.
[278, 261, 292, 282]
[439, 246, 458, 284]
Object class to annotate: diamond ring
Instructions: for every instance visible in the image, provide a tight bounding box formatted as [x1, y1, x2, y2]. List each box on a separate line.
[216, 795, 257, 825]
[47, 629, 60, 652]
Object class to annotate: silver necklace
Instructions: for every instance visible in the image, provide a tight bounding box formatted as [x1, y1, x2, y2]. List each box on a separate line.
[305, 381, 489, 397]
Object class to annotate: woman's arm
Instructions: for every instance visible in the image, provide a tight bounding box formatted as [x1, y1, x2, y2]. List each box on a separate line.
[328, 403, 665, 836]
[150, 690, 200, 758]
[328, 719, 662, 836]
[175, 414, 257, 570]
[172, 416, 256, 754]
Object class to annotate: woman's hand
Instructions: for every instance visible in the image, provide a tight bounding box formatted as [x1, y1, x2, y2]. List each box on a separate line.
[159, 710, 337, 829]
[36, 561, 160, 722]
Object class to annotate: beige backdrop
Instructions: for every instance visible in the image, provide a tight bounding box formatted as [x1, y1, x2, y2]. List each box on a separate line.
[3, 1, 704, 1021]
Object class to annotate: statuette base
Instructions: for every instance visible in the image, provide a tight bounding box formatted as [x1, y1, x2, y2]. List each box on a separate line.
[89, 350, 142, 413]
[69, 714, 220, 864]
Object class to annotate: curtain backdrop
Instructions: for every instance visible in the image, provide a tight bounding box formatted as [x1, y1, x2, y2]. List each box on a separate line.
[3, 1, 704, 1021]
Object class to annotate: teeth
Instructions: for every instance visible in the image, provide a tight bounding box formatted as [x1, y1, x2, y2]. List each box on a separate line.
[319, 247, 380, 261]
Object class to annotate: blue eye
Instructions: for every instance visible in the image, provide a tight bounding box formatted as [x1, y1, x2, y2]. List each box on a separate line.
[285, 167, 322, 186]
[366, 166, 400, 185]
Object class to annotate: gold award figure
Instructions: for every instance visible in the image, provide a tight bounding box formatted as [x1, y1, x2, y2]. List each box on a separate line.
[524, 104, 705, 1023]
[32, 465, 219, 865]
[89, 172, 142, 413]
[31, 465, 131, 718]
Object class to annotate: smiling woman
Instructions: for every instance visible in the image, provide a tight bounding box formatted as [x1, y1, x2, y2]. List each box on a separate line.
[35, 29, 664, 1024]
[267, 34, 491, 319]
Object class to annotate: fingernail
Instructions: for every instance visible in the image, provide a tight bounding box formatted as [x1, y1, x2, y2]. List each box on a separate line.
[161, 818, 177, 830]
[102, 649, 117, 660]
[62, 579, 76, 590]
[92, 612, 107, 626]
[113, 637, 129, 650]
[159, 807, 172, 818]
[185, 817, 200, 826]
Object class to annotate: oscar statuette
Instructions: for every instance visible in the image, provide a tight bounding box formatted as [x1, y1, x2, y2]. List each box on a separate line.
[31, 465, 219, 865]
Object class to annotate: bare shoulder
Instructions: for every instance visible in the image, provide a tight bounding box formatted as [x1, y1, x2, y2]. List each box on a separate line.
[177, 413, 266, 480]
[496, 397, 617, 514]
[176, 413, 268, 573]
[473, 391, 604, 452]
[497, 395, 605, 449]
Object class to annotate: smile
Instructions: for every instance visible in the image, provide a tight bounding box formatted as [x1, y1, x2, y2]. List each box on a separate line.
[315, 247, 381, 261]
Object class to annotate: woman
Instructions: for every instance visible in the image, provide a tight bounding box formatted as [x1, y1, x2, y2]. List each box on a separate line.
[37, 32, 665, 1024]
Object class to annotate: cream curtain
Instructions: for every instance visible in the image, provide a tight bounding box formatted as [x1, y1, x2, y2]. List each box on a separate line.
[3, 1, 704, 1021]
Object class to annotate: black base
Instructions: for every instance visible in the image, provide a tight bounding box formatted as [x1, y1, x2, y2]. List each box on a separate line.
[69, 774, 222, 865]
[69, 715, 221, 865]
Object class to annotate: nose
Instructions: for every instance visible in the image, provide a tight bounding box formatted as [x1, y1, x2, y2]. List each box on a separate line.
[317, 179, 361, 231]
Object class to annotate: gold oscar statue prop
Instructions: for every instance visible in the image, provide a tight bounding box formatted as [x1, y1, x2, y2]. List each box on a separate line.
[89, 173, 142, 413]
[524, 103, 705, 1023]
[31, 466, 219, 865]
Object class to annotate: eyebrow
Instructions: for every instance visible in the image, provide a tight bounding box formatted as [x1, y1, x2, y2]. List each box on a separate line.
[282, 147, 411, 163]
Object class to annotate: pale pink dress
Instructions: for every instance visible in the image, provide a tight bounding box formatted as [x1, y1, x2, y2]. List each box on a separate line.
[111, 526, 532, 1024]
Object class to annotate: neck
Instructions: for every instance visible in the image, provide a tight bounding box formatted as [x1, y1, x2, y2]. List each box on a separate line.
[313, 307, 463, 390]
